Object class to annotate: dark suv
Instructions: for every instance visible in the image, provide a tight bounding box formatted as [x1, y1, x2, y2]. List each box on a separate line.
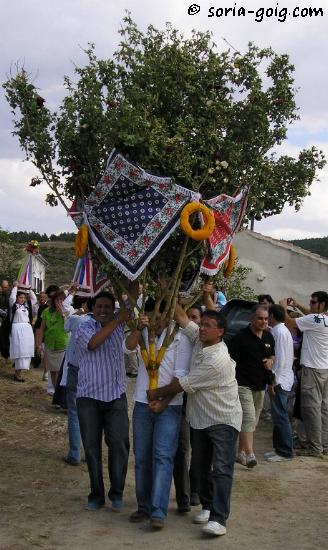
[220, 299, 256, 343]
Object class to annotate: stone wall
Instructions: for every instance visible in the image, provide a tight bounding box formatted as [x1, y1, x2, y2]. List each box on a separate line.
[234, 230, 328, 304]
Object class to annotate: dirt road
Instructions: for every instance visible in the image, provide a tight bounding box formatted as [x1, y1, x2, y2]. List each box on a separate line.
[0, 360, 327, 550]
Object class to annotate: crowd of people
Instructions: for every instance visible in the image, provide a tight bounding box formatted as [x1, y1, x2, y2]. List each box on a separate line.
[0, 277, 327, 538]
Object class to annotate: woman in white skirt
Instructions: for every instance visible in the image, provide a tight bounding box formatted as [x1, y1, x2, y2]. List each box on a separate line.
[9, 283, 37, 382]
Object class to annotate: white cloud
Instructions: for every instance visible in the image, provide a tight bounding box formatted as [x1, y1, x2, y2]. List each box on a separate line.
[257, 173, 328, 239]
[0, 159, 75, 235]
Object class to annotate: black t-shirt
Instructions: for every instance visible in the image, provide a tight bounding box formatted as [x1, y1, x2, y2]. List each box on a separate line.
[229, 325, 275, 391]
[0, 291, 10, 312]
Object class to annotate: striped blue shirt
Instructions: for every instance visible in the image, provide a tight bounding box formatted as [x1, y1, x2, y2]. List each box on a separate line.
[75, 316, 126, 402]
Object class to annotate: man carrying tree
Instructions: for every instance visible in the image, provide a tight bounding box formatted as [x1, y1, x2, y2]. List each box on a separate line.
[125, 298, 192, 529]
[75, 292, 130, 511]
[147, 305, 242, 537]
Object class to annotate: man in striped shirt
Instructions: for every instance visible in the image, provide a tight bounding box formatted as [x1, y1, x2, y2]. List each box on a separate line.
[75, 292, 130, 511]
[147, 306, 242, 538]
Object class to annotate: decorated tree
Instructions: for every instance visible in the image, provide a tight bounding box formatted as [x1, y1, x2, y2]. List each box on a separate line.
[3, 15, 325, 215]
[3, 15, 326, 386]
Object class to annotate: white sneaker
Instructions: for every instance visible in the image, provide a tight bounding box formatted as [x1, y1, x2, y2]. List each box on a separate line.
[236, 451, 247, 466]
[266, 453, 292, 462]
[193, 509, 210, 524]
[263, 450, 276, 459]
[202, 521, 227, 536]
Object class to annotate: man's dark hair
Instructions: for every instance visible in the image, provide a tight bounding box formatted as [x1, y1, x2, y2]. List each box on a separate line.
[251, 304, 269, 317]
[45, 284, 59, 297]
[86, 297, 95, 312]
[187, 304, 203, 315]
[269, 304, 285, 323]
[93, 291, 115, 309]
[144, 298, 166, 313]
[202, 309, 227, 333]
[73, 295, 88, 310]
[311, 291, 328, 311]
[258, 294, 275, 305]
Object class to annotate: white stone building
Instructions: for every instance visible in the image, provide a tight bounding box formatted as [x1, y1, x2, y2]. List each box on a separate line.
[31, 254, 48, 293]
[234, 229, 328, 304]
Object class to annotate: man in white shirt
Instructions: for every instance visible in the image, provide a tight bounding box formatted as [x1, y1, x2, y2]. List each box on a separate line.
[147, 306, 242, 538]
[125, 299, 192, 529]
[265, 304, 294, 462]
[280, 291, 328, 457]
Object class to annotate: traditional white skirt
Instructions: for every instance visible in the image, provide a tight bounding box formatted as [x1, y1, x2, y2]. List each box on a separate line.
[14, 357, 31, 371]
[10, 322, 34, 359]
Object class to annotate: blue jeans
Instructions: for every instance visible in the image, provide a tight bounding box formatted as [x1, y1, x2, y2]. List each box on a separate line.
[77, 394, 129, 506]
[192, 424, 238, 526]
[270, 385, 293, 458]
[133, 401, 182, 520]
[66, 364, 81, 463]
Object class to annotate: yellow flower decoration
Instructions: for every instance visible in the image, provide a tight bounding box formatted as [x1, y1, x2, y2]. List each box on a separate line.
[140, 342, 168, 390]
[223, 244, 237, 278]
[75, 224, 89, 258]
[180, 202, 215, 241]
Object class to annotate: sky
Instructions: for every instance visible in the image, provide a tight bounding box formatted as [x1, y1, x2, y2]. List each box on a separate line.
[1, 0, 328, 240]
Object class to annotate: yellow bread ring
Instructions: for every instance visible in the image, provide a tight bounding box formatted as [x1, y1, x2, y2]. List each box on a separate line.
[223, 244, 237, 278]
[180, 202, 215, 241]
[75, 224, 89, 258]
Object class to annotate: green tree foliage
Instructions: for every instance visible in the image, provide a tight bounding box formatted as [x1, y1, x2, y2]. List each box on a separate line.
[9, 231, 49, 242]
[49, 232, 75, 242]
[291, 237, 328, 259]
[5, 230, 76, 243]
[0, 229, 22, 282]
[3, 14, 325, 220]
[213, 260, 256, 301]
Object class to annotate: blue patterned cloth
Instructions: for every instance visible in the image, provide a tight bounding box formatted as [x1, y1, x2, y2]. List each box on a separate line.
[84, 150, 193, 279]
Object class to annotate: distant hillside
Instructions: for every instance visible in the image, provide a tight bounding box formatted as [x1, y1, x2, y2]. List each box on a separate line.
[291, 237, 328, 259]
[40, 241, 76, 287]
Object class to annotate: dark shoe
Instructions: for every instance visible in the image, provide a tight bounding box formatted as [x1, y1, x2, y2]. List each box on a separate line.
[84, 499, 105, 511]
[110, 499, 123, 512]
[177, 504, 191, 513]
[190, 493, 200, 506]
[62, 455, 80, 466]
[150, 517, 165, 529]
[13, 374, 25, 383]
[295, 448, 323, 458]
[246, 453, 257, 468]
[129, 510, 149, 523]
[293, 438, 307, 450]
